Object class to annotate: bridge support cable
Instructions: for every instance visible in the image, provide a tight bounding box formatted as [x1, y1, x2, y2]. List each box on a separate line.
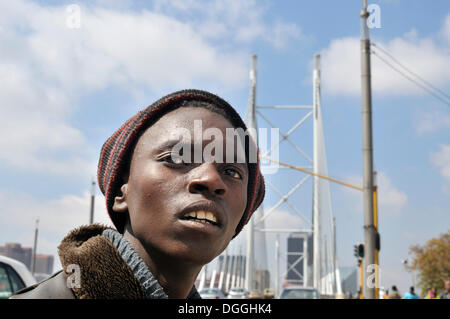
[243, 53, 341, 295]
[255, 177, 313, 228]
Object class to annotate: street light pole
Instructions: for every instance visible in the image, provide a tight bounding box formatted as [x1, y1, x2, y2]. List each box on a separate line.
[89, 178, 96, 224]
[31, 218, 39, 276]
[360, 0, 376, 299]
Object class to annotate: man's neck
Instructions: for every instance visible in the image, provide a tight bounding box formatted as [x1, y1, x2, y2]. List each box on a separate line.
[123, 229, 201, 298]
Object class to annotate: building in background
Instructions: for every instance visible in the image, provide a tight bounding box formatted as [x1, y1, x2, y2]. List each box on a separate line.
[35, 254, 54, 275]
[339, 266, 358, 298]
[0, 243, 32, 270]
[286, 233, 311, 287]
[0, 242, 54, 282]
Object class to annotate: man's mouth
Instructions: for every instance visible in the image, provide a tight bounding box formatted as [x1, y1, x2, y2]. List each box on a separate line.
[180, 210, 220, 227]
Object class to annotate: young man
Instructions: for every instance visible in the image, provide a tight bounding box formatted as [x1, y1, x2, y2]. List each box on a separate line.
[11, 89, 265, 299]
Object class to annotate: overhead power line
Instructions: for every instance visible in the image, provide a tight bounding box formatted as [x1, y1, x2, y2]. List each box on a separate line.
[371, 50, 450, 107]
[372, 42, 450, 101]
[370, 42, 450, 107]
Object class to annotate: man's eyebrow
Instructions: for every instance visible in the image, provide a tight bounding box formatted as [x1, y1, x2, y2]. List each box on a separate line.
[154, 139, 184, 151]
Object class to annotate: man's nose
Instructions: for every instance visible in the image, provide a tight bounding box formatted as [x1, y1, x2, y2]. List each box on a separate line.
[187, 163, 226, 196]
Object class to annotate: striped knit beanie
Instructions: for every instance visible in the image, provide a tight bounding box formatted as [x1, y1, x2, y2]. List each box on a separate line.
[97, 89, 265, 237]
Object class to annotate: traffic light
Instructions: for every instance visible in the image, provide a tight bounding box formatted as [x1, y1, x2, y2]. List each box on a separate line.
[358, 243, 365, 258]
[353, 243, 365, 259]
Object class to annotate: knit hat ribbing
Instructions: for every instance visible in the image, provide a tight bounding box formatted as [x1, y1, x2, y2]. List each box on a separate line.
[97, 89, 265, 237]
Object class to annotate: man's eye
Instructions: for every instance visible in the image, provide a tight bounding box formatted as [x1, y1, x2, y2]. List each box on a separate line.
[224, 168, 242, 180]
[163, 153, 185, 165]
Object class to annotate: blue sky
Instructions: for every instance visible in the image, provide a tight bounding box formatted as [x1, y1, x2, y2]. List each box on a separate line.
[0, 0, 449, 295]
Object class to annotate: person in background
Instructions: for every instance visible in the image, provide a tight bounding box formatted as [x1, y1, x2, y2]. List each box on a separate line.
[425, 287, 437, 299]
[439, 280, 450, 299]
[387, 285, 401, 299]
[403, 286, 419, 299]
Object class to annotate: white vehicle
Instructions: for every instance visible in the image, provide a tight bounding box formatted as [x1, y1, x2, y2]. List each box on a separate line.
[198, 288, 226, 299]
[279, 286, 320, 299]
[0, 255, 37, 299]
[227, 287, 248, 299]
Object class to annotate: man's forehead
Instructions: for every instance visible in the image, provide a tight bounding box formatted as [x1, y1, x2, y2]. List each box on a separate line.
[140, 126, 246, 146]
[138, 116, 242, 148]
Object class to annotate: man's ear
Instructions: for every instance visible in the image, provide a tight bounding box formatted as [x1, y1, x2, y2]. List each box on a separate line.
[112, 184, 129, 213]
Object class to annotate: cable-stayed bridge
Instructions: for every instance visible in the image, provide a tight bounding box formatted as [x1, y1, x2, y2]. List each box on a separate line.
[197, 53, 343, 298]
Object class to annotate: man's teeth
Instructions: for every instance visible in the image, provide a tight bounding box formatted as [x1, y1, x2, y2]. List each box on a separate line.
[185, 210, 218, 224]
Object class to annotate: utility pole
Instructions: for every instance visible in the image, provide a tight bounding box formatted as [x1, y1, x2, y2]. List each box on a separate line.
[360, 0, 376, 299]
[373, 171, 380, 298]
[359, 259, 363, 299]
[245, 54, 257, 293]
[89, 177, 96, 224]
[31, 218, 39, 276]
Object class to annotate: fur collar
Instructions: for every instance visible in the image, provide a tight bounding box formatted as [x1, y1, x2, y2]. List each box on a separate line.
[58, 224, 147, 299]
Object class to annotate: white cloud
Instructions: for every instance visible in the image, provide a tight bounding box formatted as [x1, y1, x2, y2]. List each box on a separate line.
[320, 15, 450, 97]
[21, 4, 248, 93]
[264, 209, 306, 230]
[153, 0, 302, 49]
[0, 0, 264, 176]
[235, 209, 306, 247]
[430, 144, 450, 182]
[0, 190, 111, 237]
[377, 172, 408, 215]
[0, 189, 112, 271]
[321, 37, 361, 96]
[340, 172, 407, 216]
[0, 62, 93, 175]
[92, 0, 135, 10]
[0, 0, 303, 176]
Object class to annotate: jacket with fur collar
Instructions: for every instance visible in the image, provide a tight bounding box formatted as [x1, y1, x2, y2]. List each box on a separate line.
[11, 224, 200, 299]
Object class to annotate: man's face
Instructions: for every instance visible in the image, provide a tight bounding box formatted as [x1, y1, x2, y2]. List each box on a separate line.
[115, 107, 249, 265]
[445, 281, 450, 291]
